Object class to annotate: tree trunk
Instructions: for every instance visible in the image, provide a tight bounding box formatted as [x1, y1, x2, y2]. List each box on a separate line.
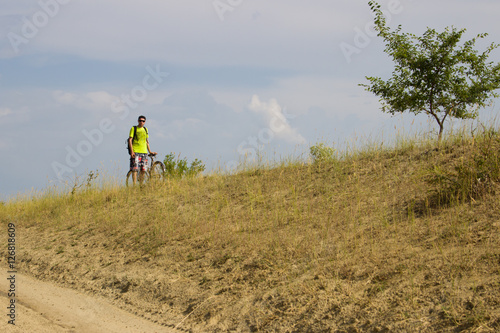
[437, 123, 444, 142]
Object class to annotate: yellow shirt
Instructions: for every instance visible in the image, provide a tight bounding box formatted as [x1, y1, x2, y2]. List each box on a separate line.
[129, 126, 148, 154]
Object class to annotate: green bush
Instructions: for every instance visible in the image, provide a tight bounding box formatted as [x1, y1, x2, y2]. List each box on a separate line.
[310, 143, 336, 163]
[163, 153, 205, 179]
[427, 129, 500, 203]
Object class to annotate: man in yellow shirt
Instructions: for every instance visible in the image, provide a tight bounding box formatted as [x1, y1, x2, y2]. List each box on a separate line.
[128, 115, 156, 184]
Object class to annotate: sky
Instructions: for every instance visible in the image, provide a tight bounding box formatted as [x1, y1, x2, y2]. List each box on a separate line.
[1, 0, 500, 199]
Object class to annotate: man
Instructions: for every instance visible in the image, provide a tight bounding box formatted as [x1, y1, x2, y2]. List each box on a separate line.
[128, 115, 156, 185]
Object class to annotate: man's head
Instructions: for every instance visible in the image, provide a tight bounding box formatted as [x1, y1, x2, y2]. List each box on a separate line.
[138, 115, 146, 127]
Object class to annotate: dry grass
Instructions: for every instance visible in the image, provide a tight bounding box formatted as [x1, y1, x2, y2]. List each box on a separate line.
[2, 128, 500, 332]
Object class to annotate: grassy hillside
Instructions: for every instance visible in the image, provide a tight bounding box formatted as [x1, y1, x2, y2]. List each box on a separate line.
[2, 128, 500, 332]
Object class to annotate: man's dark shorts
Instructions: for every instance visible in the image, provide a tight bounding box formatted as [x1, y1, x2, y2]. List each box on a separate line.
[130, 153, 149, 171]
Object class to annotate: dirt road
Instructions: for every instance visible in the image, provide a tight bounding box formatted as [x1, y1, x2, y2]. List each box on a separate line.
[0, 272, 177, 333]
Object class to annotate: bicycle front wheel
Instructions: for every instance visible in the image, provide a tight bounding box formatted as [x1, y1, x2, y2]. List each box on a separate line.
[149, 161, 166, 181]
[126, 170, 146, 186]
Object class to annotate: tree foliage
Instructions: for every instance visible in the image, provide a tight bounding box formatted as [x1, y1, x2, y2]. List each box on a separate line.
[361, 1, 500, 140]
[163, 152, 205, 179]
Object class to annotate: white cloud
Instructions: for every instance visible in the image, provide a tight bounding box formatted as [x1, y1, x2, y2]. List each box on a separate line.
[85, 91, 117, 110]
[53, 90, 78, 104]
[0, 107, 13, 117]
[52, 90, 118, 112]
[171, 118, 205, 133]
[248, 95, 305, 144]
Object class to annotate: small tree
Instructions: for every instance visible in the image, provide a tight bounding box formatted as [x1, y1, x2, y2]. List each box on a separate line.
[361, 1, 500, 141]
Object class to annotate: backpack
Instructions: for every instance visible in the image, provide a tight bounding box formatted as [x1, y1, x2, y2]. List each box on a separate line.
[126, 126, 148, 155]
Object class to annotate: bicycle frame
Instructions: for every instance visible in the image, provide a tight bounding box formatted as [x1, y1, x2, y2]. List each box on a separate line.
[126, 153, 166, 186]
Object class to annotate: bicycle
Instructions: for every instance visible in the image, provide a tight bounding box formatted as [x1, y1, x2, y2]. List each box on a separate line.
[126, 153, 166, 186]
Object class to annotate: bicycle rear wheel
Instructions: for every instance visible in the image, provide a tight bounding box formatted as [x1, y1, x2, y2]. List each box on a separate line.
[149, 161, 166, 181]
[125, 170, 133, 187]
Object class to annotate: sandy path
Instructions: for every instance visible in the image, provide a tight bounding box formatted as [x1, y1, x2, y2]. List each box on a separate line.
[0, 272, 176, 333]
